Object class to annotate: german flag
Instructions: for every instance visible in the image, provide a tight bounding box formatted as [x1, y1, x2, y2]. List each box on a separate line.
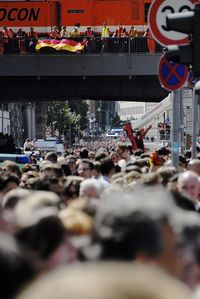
[36, 39, 87, 52]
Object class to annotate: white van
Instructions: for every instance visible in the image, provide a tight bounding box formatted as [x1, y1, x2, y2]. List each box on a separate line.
[34, 137, 64, 154]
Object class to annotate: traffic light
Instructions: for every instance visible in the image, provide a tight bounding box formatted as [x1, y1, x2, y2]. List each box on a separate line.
[165, 3, 200, 77]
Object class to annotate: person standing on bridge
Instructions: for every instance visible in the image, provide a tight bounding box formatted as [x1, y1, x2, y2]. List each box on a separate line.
[27, 27, 38, 53]
[50, 26, 60, 39]
[143, 27, 155, 54]
[128, 25, 138, 38]
[101, 22, 110, 53]
[2, 25, 14, 54]
[60, 26, 71, 38]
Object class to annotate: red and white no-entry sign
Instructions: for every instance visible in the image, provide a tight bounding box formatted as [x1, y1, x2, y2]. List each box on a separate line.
[148, 0, 197, 46]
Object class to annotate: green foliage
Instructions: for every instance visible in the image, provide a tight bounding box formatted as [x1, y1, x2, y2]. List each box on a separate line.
[46, 100, 89, 141]
[111, 112, 121, 127]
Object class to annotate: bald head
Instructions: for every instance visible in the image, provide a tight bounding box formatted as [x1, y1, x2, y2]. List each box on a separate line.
[187, 159, 200, 176]
[177, 171, 199, 202]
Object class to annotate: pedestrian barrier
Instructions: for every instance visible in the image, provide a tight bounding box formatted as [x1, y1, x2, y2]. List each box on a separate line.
[0, 36, 163, 55]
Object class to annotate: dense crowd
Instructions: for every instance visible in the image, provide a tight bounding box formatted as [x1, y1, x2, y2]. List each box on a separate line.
[1, 141, 200, 299]
[0, 23, 162, 54]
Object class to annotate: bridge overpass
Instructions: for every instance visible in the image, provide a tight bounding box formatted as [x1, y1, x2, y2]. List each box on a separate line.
[0, 38, 168, 102]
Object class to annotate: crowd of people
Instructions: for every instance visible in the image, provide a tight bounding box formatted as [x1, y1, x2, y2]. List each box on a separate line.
[0, 23, 161, 54]
[1, 139, 200, 299]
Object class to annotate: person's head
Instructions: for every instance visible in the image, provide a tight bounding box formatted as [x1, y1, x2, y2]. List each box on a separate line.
[116, 144, 130, 161]
[186, 159, 200, 176]
[14, 191, 74, 271]
[44, 152, 57, 163]
[79, 148, 89, 159]
[62, 176, 83, 204]
[137, 173, 162, 187]
[95, 151, 108, 161]
[88, 151, 95, 160]
[0, 174, 20, 196]
[157, 166, 177, 187]
[0, 232, 34, 299]
[91, 161, 101, 179]
[124, 171, 141, 185]
[176, 211, 200, 289]
[20, 171, 39, 189]
[1, 161, 22, 179]
[77, 159, 94, 179]
[40, 163, 64, 180]
[86, 188, 182, 278]
[110, 151, 120, 164]
[66, 155, 77, 174]
[2, 188, 31, 211]
[16, 262, 192, 299]
[59, 208, 93, 236]
[35, 176, 64, 196]
[79, 178, 104, 199]
[179, 155, 187, 169]
[171, 190, 196, 212]
[177, 171, 199, 202]
[99, 157, 115, 178]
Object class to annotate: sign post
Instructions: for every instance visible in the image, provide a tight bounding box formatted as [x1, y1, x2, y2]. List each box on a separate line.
[171, 90, 180, 168]
[192, 84, 200, 158]
[180, 90, 185, 154]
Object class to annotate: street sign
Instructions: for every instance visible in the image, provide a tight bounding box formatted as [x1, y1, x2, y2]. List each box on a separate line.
[158, 53, 188, 91]
[148, 0, 197, 46]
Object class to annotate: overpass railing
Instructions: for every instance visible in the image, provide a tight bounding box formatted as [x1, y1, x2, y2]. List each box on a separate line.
[0, 36, 163, 55]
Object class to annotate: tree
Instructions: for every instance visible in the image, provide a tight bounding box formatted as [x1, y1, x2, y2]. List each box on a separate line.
[111, 112, 121, 127]
[46, 100, 89, 143]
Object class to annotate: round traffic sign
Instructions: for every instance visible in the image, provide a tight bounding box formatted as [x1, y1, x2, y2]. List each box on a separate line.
[158, 53, 189, 91]
[148, 0, 197, 46]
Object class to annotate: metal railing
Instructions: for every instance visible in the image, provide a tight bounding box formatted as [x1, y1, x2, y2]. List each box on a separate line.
[0, 36, 163, 55]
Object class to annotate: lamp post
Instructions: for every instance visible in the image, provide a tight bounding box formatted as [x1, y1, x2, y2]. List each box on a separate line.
[1, 103, 4, 134]
[68, 112, 72, 148]
[77, 114, 81, 145]
[52, 121, 57, 136]
[97, 107, 101, 135]
[86, 111, 90, 139]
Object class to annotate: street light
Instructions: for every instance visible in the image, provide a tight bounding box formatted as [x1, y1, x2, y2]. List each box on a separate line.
[68, 112, 72, 148]
[97, 107, 101, 134]
[52, 121, 57, 136]
[77, 114, 81, 145]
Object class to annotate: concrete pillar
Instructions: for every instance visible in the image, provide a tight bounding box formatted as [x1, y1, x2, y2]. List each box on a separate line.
[31, 104, 36, 139]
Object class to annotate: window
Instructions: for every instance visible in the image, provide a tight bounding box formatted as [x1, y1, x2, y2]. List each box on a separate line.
[67, 9, 84, 14]
[144, 3, 151, 23]
[131, 0, 140, 20]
